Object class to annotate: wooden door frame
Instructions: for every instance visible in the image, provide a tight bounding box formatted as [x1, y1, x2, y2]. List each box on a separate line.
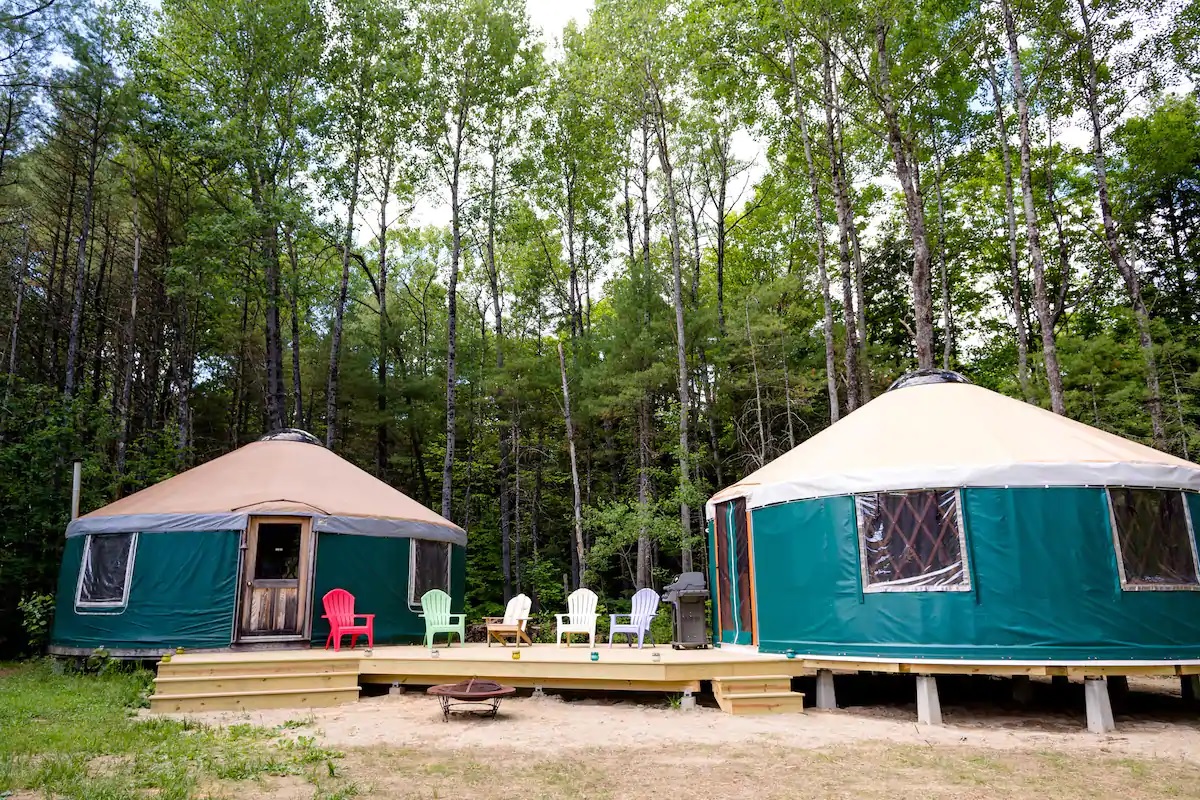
[714, 497, 758, 647]
[234, 515, 315, 643]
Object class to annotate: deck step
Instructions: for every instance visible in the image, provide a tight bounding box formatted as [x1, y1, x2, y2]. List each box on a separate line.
[149, 685, 360, 714]
[156, 658, 357, 679]
[711, 675, 793, 696]
[715, 690, 805, 715]
[153, 670, 360, 695]
[711, 675, 804, 715]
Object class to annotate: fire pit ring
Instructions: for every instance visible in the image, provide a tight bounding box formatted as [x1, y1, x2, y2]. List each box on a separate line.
[426, 678, 516, 721]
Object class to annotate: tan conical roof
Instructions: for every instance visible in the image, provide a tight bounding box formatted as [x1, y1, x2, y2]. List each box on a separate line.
[68, 438, 464, 544]
[708, 380, 1200, 516]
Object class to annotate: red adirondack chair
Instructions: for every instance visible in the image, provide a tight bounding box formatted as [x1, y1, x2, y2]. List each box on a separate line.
[322, 588, 375, 651]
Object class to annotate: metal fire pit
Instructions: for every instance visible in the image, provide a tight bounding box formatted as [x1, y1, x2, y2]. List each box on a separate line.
[426, 678, 516, 722]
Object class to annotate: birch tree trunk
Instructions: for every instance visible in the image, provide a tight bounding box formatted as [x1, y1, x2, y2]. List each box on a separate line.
[647, 65, 694, 573]
[442, 125, 465, 521]
[558, 341, 586, 588]
[933, 146, 953, 368]
[823, 42, 860, 411]
[781, 14, 839, 422]
[1001, 0, 1066, 414]
[1076, 0, 1165, 444]
[985, 59, 1033, 401]
[875, 22, 935, 369]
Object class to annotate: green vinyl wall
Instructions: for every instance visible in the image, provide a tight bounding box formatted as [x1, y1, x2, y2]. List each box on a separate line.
[51, 530, 467, 652]
[51, 530, 240, 651]
[728, 487, 1200, 661]
[309, 533, 467, 646]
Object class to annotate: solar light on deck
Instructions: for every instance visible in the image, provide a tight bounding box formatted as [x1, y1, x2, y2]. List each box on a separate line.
[651, 652, 661, 663]
[590, 652, 599, 662]
[431, 648, 440, 659]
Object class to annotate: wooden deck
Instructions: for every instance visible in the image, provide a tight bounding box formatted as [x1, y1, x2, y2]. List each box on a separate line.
[149, 643, 810, 714]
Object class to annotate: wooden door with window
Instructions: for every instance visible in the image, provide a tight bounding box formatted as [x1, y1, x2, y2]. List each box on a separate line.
[712, 497, 755, 645]
[237, 517, 312, 640]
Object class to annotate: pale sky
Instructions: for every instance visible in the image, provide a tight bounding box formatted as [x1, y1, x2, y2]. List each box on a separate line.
[526, 0, 594, 46]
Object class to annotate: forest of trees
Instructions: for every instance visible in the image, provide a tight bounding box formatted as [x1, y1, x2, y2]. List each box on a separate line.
[1, 0, 1199, 653]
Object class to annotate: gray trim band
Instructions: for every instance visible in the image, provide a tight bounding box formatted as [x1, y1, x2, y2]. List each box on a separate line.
[66, 511, 466, 546]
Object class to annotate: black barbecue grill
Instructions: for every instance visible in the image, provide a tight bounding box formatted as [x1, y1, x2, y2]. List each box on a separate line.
[661, 571, 710, 649]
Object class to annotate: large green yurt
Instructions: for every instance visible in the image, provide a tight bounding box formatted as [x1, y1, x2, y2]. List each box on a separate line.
[50, 430, 466, 657]
[705, 370, 1200, 663]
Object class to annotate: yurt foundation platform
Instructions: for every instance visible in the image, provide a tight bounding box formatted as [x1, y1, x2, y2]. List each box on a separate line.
[148, 645, 1200, 730]
[149, 644, 809, 715]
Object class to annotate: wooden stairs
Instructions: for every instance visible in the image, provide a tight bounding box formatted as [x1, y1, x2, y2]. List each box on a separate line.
[712, 675, 805, 715]
[150, 655, 361, 713]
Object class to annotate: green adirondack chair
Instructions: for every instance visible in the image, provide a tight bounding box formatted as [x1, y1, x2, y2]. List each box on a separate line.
[419, 589, 466, 647]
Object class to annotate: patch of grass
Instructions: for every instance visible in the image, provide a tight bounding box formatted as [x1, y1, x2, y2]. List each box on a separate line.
[0, 660, 351, 799]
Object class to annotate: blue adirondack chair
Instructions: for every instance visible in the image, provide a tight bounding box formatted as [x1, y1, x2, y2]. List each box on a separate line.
[420, 589, 466, 647]
[608, 587, 659, 648]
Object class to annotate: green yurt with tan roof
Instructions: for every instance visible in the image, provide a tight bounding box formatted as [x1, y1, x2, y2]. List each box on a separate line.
[50, 430, 465, 657]
[705, 370, 1200, 665]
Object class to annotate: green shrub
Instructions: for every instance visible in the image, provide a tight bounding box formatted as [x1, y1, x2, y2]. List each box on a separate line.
[17, 592, 55, 654]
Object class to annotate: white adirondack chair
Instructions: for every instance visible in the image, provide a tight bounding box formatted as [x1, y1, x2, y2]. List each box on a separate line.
[485, 593, 533, 647]
[609, 587, 659, 649]
[556, 588, 598, 647]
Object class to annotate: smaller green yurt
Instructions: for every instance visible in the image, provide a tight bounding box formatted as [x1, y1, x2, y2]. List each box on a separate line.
[50, 430, 465, 657]
[705, 370, 1200, 663]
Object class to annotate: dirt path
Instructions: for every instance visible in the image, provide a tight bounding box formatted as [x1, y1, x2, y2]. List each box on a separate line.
[172, 688, 1200, 767]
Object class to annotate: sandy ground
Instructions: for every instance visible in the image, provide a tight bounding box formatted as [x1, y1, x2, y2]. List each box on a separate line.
[165, 678, 1200, 767]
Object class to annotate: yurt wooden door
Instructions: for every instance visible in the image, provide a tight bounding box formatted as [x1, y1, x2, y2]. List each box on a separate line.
[236, 516, 313, 641]
[712, 497, 756, 645]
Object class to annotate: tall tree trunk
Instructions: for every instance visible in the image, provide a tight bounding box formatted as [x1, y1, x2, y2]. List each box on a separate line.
[985, 59, 1033, 401]
[116, 182, 141, 483]
[326, 116, 364, 448]
[442, 139, 464, 521]
[1001, 0, 1065, 414]
[6, 221, 28, 382]
[647, 66, 693, 573]
[636, 393, 652, 589]
[822, 41, 860, 411]
[746, 300, 766, 465]
[933, 146, 953, 368]
[264, 220, 286, 432]
[1076, 0, 1165, 444]
[782, 331, 796, 449]
[849, 223, 871, 402]
[375, 151, 395, 477]
[781, 12, 840, 423]
[485, 141, 514, 602]
[558, 341, 586, 587]
[285, 227, 303, 427]
[875, 21, 935, 369]
[64, 104, 102, 400]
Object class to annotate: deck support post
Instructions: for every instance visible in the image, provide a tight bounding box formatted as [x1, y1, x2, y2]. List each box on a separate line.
[916, 675, 942, 725]
[815, 669, 837, 709]
[1182, 675, 1199, 704]
[532, 685, 546, 699]
[1084, 677, 1115, 734]
[388, 682, 404, 696]
[1011, 675, 1034, 705]
[680, 689, 696, 711]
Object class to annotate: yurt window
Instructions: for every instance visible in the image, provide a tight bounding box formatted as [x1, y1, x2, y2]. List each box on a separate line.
[1108, 489, 1200, 589]
[855, 490, 970, 592]
[409, 539, 451, 607]
[75, 533, 137, 608]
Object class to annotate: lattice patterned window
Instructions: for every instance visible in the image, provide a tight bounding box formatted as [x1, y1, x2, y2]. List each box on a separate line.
[1108, 489, 1200, 590]
[856, 490, 970, 592]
